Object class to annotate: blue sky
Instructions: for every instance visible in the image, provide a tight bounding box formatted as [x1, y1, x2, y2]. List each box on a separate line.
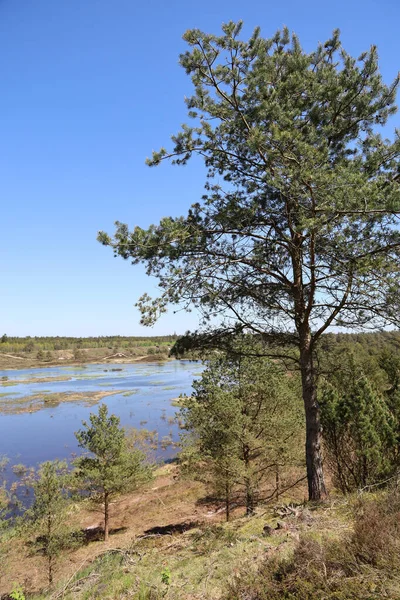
[1, 0, 399, 336]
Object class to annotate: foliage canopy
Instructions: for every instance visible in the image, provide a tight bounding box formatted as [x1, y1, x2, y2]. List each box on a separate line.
[99, 22, 400, 500]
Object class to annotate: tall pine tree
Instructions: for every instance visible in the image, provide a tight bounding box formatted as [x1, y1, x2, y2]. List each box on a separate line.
[99, 23, 400, 500]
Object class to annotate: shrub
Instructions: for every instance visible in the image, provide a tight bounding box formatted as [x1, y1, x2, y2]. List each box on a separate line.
[352, 490, 400, 568]
[320, 372, 396, 493]
[227, 492, 400, 599]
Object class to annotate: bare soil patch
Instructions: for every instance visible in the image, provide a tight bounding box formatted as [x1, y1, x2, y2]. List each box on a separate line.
[0, 465, 209, 595]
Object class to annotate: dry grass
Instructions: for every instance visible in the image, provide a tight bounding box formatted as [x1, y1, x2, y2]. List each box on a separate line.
[3, 468, 400, 600]
[227, 490, 400, 600]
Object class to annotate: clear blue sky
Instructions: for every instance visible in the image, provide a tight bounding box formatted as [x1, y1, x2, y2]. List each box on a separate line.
[1, 0, 399, 337]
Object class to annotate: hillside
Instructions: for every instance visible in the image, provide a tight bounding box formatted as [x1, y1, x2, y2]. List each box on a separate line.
[2, 464, 399, 599]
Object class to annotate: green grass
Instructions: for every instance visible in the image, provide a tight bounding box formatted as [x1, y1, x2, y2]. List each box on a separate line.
[31, 519, 272, 600]
[9, 490, 400, 600]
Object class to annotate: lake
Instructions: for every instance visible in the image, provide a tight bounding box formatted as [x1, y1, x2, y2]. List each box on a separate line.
[0, 360, 201, 488]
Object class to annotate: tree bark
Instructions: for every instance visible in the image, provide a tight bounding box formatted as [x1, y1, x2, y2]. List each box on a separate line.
[275, 463, 280, 500]
[245, 485, 255, 516]
[225, 482, 230, 522]
[104, 492, 109, 541]
[243, 444, 255, 515]
[47, 514, 53, 584]
[300, 345, 327, 501]
[48, 556, 53, 585]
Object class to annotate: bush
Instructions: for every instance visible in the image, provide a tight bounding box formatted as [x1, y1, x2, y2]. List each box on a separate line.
[227, 491, 400, 599]
[352, 490, 400, 568]
[320, 371, 396, 493]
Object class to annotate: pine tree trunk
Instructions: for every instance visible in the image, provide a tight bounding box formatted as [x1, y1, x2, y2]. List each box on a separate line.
[48, 556, 53, 585]
[291, 232, 327, 502]
[225, 482, 230, 522]
[275, 463, 280, 500]
[246, 487, 254, 517]
[243, 445, 255, 515]
[104, 492, 109, 541]
[300, 344, 327, 501]
[47, 514, 53, 584]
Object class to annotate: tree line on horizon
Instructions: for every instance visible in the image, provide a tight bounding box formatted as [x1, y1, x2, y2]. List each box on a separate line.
[0, 334, 178, 355]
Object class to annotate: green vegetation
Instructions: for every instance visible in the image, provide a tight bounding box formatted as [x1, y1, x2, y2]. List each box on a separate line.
[10, 585, 25, 600]
[100, 22, 400, 502]
[180, 346, 304, 519]
[228, 491, 400, 600]
[26, 461, 81, 585]
[0, 389, 123, 415]
[5, 488, 397, 600]
[321, 357, 396, 493]
[74, 404, 152, 541]
[0, 335, 177, 354]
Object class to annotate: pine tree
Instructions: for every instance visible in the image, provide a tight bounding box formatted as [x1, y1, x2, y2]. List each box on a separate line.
[28, 461, 78, 585]
[180, 346, 303, 516]
[320, 369, 395, 493]
[74, 404, 151, 541]
[99, 23, 400, 500]
[380, 350, 400, 464]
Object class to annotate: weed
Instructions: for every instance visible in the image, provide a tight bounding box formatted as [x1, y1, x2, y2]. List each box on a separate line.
[10, 584, 25, 600]
[161, 566, 171, 585]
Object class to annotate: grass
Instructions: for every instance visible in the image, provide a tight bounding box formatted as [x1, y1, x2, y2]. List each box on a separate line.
[30, 518, 273, 599]
[72, 493, 400, 598]
[227, 491, 400, 600]
[5, 460, 400, 600]
[11, 463, 28, 476]
[75, 374, 106, 380]
[19, 375, 72, 384]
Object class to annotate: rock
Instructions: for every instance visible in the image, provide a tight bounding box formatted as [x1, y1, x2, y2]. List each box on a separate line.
[262, 524, 275, 537]
[298, 508, 313, 523]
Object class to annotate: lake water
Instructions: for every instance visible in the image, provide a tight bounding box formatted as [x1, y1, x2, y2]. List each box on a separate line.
[0, 360, 201, 488]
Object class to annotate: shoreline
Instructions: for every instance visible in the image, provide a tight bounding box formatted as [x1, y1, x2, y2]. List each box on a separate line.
[0, 353, 176, 372]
